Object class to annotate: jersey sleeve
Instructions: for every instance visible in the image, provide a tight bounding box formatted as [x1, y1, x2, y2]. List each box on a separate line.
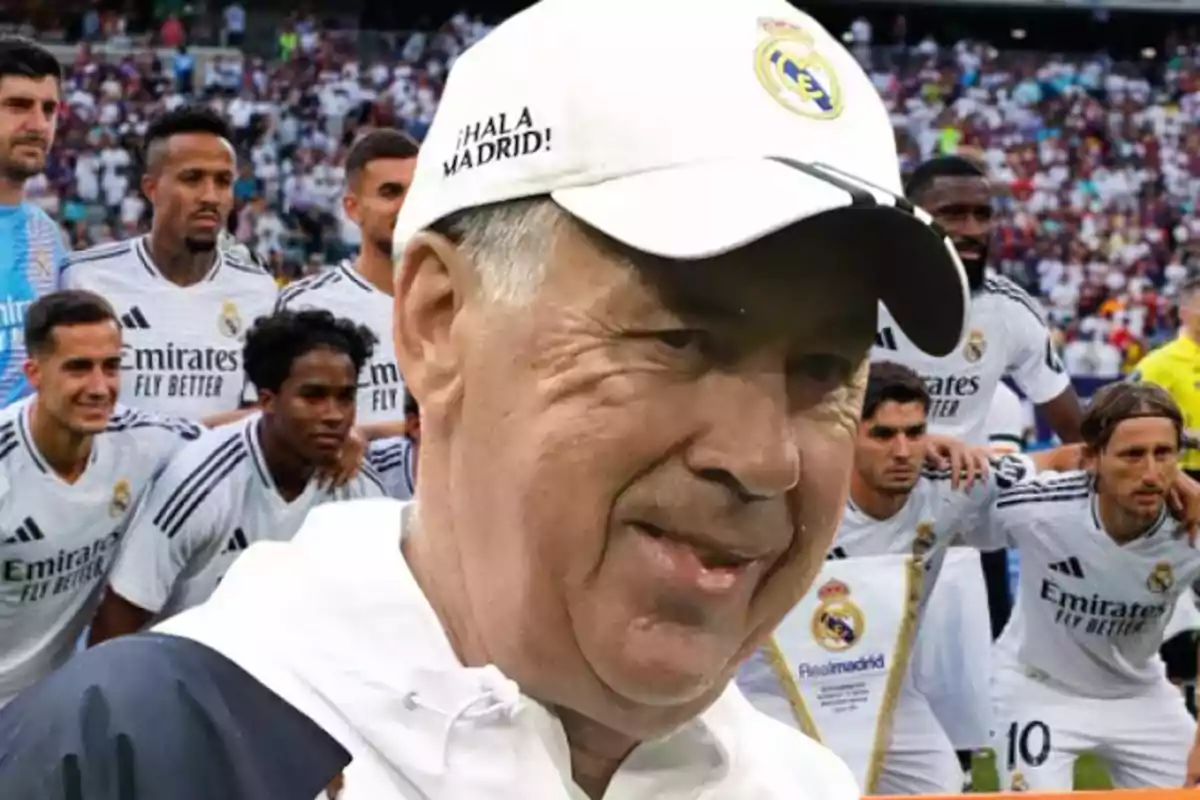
[366, 437, 416, 500]
[0, 633, 349, 800]
[955, 454, 1037, 550]
[107, 405, 204, 473]
[107, 449, 229, 613]
[1002, 297, 1070, 405]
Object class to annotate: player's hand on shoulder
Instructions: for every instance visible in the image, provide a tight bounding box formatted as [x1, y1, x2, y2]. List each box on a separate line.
[923, 434, 989, 492]
[317, 427, 367, 489]
[1167, 470, 1200, 545]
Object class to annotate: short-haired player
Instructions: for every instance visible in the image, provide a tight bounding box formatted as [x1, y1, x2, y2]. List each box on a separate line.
[60, 105, 277, 418]
[88, 309, 387, 642]
[0, 36, 67, 404]
[0, 290, 201, 707]
[276, 128, 419, 430]
[987, 383, 1200, 789]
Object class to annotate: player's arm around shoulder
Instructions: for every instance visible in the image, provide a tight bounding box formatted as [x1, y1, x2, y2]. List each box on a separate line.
[0, 633, 350, 799]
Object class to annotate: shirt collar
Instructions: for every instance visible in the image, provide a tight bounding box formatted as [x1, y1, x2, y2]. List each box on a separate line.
[135, 235, 224, 283]
[388, 502, 735, 791]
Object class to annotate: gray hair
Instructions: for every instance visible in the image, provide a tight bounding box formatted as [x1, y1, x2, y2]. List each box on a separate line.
[433, 197, 568, 305]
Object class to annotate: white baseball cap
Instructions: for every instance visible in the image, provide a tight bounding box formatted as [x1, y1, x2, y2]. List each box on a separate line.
[394, 0, 969, 356]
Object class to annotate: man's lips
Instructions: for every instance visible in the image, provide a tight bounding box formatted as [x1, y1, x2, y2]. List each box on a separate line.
[634, 522, 773, 569]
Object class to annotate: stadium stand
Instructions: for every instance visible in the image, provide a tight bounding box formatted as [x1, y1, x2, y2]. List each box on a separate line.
[18, 3, 1197, 385]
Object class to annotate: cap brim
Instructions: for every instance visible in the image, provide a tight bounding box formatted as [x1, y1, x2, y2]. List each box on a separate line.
[552, 157, 969, 357]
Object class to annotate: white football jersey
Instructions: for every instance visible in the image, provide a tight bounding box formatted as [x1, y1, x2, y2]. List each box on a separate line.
[108, 414, 386, 619]
[0, 399, 201, 706]
[275, 262, 403, 424]
[367, 436, 417, 500]
[829, 456, 1033, 615]
[986, 471, 1200, 698]
[873, 274, 1069, 445]
[60, 237, 278, 418]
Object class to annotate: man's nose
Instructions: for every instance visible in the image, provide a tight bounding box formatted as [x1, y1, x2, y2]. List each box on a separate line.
[685, 368, 799, 501]
[891, 434, 913, 458]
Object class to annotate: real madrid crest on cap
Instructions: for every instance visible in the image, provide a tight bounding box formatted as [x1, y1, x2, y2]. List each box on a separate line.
[218, 300, 243, 338]
[1147, 560, 1174, 594]
[962, 328, 987, 363]
[753, 18, 843, 120]
[810, 578, 864, 652]
[110, 478, 131, 517]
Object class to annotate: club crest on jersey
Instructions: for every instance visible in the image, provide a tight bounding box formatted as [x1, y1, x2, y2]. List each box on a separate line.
[753, 18, 844, 120]
[32, 244, 53, 277]
[110, 478, 131, 517]
[912, 521, 936, 558]
[811, 578, 864, 652]
[962, 329, 987, 363]
[1010, 771, 1029, 792]
[218, 300, 243, 338]
[1147, 561, 1174, 594]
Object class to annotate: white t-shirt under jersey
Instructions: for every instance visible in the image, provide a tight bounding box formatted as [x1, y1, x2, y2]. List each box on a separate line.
[60, 237, 278, 418]
[275, 262, 403, 424]
[0, 399, 201, 706]
[986, 472, 1200, 698]
[873, 273, 1069, 445]
[986, 382, 1031, 454]
[108, 414, 385, 619]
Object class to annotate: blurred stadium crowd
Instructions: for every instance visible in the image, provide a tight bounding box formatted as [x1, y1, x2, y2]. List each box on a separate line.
[11, 4, 1200, 381]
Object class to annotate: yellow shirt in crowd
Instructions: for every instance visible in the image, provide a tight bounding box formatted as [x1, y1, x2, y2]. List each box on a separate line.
[1132, 333, 1200, 472]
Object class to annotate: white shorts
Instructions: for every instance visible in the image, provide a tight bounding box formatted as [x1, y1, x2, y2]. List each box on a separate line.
[873, 681, 962, 796]
[991, 667, 1193, 790]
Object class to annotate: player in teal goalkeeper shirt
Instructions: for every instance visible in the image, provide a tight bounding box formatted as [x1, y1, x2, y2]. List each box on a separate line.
[0, 37, 66, 405]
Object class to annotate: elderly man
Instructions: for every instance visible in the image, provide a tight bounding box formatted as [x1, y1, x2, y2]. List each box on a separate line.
[0, 1, 969, 798]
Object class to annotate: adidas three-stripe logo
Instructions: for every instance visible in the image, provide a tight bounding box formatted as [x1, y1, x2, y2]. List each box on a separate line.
[1049, 556, 1085, 578]
[827, 546, 849, 560]
[224, 527, 249, 554]
[120, 306, 151, 330]
[3, 517, 46, 544]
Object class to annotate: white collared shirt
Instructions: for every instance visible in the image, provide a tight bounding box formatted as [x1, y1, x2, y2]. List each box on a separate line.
[157, 499, 860, 799]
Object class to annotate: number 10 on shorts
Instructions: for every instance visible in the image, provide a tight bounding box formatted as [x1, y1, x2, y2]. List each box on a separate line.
[1006, 720, 1052, 769]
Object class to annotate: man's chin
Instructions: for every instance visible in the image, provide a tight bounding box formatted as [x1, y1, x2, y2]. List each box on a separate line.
[2, 160, 44, 182]
[585, 625, 735, 712]
[184, 236, 218, 254]
[963, 259, 987, 291]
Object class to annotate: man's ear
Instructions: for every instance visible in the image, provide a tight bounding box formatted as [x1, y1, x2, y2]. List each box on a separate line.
[257, 388, 277, 414]
[22, 358, 40, 392]
[392, 231, 474, 421]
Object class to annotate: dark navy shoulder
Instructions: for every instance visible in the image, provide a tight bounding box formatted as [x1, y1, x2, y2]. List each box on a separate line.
[0, 633, 348, 800]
